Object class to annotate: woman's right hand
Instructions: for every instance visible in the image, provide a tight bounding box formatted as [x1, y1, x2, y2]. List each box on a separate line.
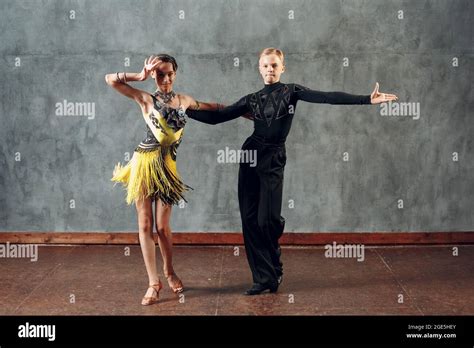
[139, 55, 161, 81]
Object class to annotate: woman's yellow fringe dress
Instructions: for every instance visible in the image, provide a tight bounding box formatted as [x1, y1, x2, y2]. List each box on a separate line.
[111, 94, 191, 205]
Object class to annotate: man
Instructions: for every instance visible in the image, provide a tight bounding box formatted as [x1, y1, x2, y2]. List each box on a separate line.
[188, 48, 397, 295]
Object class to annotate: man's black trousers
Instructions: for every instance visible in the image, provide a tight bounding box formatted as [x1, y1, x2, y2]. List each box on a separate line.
[238, 134, 286, 287]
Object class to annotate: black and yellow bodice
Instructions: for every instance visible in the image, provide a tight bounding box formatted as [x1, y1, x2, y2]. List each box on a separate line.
[111, 95, 191, 205]
[136, 96, 187, 158]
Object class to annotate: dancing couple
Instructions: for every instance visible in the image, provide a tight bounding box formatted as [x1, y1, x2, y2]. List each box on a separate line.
[106, 48, 397, 304]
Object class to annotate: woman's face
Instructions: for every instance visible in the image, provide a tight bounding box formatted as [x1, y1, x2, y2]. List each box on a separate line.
[151, 61, 176, 91]
[259, 54, 285, 85]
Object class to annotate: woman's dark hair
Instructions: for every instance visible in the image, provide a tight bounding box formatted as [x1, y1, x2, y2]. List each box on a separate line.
[156, 54, 178, 72]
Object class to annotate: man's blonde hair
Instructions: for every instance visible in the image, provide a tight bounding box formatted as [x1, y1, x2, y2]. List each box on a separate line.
[259, 47, 285, 63]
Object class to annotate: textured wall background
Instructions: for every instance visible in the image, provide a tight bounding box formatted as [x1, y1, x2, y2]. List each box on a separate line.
[0, 0, 472, 233]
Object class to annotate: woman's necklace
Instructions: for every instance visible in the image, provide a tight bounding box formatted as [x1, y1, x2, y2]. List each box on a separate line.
[154, 90, 176, 104]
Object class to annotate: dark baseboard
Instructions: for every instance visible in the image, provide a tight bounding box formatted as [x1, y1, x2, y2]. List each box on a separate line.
[0, 232, 473, 245]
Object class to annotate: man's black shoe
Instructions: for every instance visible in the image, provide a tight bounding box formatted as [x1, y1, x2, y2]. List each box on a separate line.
[244, 283, 278, 296]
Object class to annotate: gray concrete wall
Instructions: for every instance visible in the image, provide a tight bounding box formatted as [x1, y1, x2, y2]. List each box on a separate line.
[0, 0, 472, 232]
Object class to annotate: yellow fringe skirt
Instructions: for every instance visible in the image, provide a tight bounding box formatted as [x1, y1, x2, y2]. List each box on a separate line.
[111, 146, 191, 205]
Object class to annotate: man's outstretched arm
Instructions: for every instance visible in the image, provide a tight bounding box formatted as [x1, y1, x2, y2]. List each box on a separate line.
[295, 82, 398, 105]
[186, 96, 250, 125]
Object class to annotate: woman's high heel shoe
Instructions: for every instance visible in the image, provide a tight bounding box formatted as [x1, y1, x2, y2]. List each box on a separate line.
[141, 281, 163, 306]
[166, 274, 184, 294]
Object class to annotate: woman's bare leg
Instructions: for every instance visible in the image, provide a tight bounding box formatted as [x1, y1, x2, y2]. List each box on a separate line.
[155, 199, 183, 291]
[136, 197, 161, 298]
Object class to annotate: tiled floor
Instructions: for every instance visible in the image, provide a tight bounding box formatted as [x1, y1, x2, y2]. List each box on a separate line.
[0, 245, 472, 315]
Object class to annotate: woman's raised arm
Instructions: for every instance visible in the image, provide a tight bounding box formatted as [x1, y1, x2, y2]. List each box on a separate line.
[105, 56, 161, 107]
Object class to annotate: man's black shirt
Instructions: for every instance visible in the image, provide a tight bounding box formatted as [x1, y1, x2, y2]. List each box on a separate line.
[187, 81, 371, 143]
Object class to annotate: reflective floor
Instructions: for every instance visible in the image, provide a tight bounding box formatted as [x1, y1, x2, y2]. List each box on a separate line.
[1, 244, 472, 315]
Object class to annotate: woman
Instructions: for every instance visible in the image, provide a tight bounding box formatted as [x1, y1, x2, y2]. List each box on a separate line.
[187, 48, 398, 295]
[105, 54, 221, 305]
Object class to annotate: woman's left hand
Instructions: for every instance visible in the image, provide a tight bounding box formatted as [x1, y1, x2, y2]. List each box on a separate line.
[370, 82, 398, 104]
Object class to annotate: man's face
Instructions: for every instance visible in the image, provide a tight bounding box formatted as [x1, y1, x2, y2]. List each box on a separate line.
[259, 54, 285, 84]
